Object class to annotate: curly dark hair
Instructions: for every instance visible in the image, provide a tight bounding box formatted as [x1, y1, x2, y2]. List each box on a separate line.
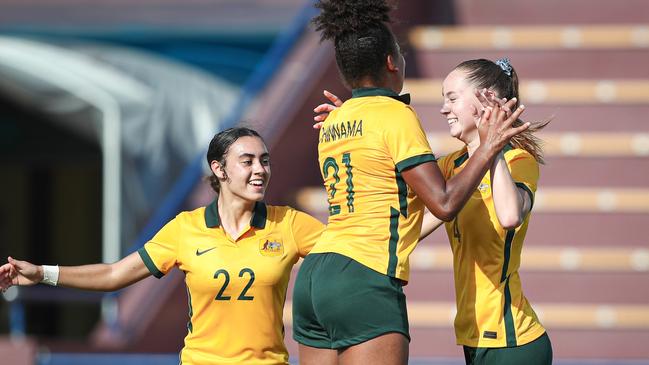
[312, 0, 398, 88]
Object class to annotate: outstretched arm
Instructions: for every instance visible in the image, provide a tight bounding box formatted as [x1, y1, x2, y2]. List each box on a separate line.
[0, 252, 151, 292]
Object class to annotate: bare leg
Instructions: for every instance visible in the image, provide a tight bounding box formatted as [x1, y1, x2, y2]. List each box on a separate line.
[299, 344, 338, 365]
[338, 333, 408, 365]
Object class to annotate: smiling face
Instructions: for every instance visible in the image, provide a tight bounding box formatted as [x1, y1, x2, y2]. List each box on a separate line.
[211, 136, 271, 202]
[440, 68, 483, 144]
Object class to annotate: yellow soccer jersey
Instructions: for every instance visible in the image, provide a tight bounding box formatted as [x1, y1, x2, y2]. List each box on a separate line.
[437, 146, 546, 348]
[138, 201, 323, 365]
[310, 88, 436, 281]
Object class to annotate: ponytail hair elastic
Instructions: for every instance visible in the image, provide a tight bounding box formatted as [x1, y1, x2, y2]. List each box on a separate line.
[495, 58, 513, 76]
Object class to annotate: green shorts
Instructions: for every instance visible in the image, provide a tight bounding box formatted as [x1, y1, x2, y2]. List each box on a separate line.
[292, 252, 410, 349]
[463, 332, 553, 365]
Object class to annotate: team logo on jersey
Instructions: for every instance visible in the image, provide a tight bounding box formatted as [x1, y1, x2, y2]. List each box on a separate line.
[259, 239, 283, 256]
[478, 183, 490, 193]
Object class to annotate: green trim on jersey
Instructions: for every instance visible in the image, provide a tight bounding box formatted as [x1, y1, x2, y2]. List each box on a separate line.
[395, 153, 437, 172]
[138, 247, 164, 278]
[186, 285, 194, 333]
[515, 182, 535, 209]
[351, 87, 411, 105]
[500, 229, 515, 283]
[395, 171, 408, 218]
[204, 200, 267, 229]
[504, 278, 517, 346]
[387, 207, 401, 277]
[454, 151, 469, 168]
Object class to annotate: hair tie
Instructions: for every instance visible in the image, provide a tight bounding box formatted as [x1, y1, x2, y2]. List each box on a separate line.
[495, 58, 512, 76]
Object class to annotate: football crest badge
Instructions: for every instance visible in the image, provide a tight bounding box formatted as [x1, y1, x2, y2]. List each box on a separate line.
[259, 239, 283, 256]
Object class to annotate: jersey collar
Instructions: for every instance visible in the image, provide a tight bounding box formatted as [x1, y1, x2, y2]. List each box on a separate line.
[454, 144, 514, 168]
[204, 200, 267, 229]
[351, 87, 411, 105]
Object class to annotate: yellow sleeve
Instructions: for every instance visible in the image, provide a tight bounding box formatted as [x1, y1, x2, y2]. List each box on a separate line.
[436, 154, 453, 180]
[382, 105, 436, 172]
[505, 149, 540, 208]
[137, 215, 181, 278]
[289, 209, 325, 257]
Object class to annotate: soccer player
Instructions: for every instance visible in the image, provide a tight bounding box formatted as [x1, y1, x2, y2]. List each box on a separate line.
[0, 127, 324, 365]
[420, 58, 553, 365]
[312, 58, 553, 364]
[291, 1, 529, 364]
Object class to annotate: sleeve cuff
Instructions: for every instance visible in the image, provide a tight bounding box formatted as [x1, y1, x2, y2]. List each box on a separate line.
[395, 153, 437, 172]
[138, 247, 165, 279]
[515, 182, 535, 210]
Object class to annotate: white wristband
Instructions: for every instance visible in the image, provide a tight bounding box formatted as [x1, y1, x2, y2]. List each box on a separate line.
[41, 265, 60, 286]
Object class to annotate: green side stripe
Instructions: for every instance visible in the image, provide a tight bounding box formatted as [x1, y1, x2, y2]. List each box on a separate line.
[500, 229, 515, 283]
[387, 207, 400, 277]
[395, 153, 436, 172]
[186, 284, 193, 333]
[504, 278, 517, 346]
[395, 170, 408, 218]
[137, 248, 164, 279]
[515, 182, 535, 210]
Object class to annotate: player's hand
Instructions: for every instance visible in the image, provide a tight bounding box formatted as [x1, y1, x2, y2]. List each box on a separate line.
[477, 99, 529, 156]
[313, 90, 343, 129]
[0, 257, 43, 291]
[474, 88, 513, 124]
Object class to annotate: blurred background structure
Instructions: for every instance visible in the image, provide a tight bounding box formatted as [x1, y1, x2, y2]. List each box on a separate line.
[1, 0, 648, 364]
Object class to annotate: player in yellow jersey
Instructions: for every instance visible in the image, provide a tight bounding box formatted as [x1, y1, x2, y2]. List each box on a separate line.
[419, 59, 553, 364]
[292, 2, 530, 364]
[0, 127, 324, 365]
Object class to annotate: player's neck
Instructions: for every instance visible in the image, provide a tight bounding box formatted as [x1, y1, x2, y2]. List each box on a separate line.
[217, 193, 255, 240]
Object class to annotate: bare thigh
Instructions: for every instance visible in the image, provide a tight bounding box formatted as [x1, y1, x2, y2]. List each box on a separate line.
[298, 344, 338, 365]
[339, 332, 409, 365]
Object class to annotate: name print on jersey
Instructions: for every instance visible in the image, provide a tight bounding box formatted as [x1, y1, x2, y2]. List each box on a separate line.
[319, 120, 363, 143]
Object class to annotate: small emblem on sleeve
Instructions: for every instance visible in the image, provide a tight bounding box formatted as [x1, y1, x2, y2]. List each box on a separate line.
[259, 239, 283, 256]
[483, 331, 498, 339]
[478, 183, 490, 193]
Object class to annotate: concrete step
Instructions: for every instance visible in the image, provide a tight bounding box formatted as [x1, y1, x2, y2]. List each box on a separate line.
[425, 132, 649, 157]
[406, 79, 649, 105]
[409, 49, 649, 80]
[296, 186, 649, 214]
[409, 246, 649, 273]
[413, 104, 649, 133]
[405, 327, 649, 360]
[283, 301, 649, 331]
[450, 0, 649, 26]
[525, 212, 649, 247]
[539, 157, 649, 188]
[290, 326, 649, 361]
[405, 270, 649, 304]
[409, 25, 649, 50]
